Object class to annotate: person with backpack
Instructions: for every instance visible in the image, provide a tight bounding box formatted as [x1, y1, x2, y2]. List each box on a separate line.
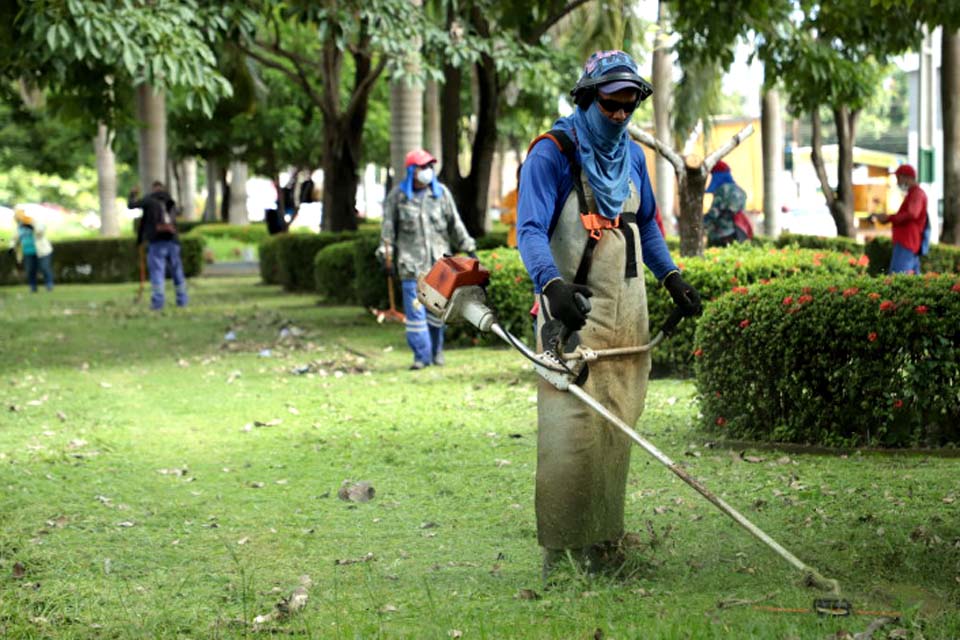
[129, 181, 188, 309]
[517, 50, 702, 580]
[703, 161, 753, 247]
[378, 148, 477, 370]
[12, 208, 54, 292]
[871, 164, 929, 274]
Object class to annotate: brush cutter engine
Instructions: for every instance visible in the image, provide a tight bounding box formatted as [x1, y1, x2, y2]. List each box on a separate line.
[417, 256, 496, 332]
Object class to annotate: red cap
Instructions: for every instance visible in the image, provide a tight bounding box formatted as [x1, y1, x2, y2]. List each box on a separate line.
[711, 160, 730, 174]
[405, 149, 437, 168]
[893, 164, 916, 179]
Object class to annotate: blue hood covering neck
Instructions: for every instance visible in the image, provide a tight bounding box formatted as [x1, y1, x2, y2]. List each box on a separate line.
[400, 165, 442, 200]
[554, 103, 631, 219]
[706, 170, 735, 194]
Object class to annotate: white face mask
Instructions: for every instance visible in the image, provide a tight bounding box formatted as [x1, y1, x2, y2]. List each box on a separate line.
[415, 167, 434, 185]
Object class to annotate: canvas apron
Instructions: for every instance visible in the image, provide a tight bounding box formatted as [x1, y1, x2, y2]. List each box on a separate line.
[535, 178, 650, 551]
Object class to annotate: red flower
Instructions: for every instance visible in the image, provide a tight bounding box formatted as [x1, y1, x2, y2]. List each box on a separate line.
[782, 296, 794, 306]
[514, 275, 523, 284]
[732, 286, 749, 295]
[915, 305, 928, 314]
[879, 300, 896, 312]
[848, 258, 857, 265]
[802, 286, 812, 294]
[739, 319, 751, 329]
[883, 277, 893, 285]
[798, 294, 813, 305]
[868, 332, 878, 342]
[760, 278, 771, 285]
[677, 262, 685, 270]
[735, 261, 742, 268]
[843, 287, 860, 298]
[730, 276, 739, 284]
[952, 282, 960, 293]
[868, 292, 881, 300]
[693, 348, 703, 357]
[494, 263, 503, 271]
[716, 417, 727, 426]
[714, 391, 722, 398]
[828, 286, 838, 293]
[893, 399, 904, 409]
[490, 252, 500, 259]
[858, 255, 870, 266]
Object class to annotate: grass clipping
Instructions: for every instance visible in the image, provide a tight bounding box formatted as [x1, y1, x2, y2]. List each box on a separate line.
[252, 575, 311, 631]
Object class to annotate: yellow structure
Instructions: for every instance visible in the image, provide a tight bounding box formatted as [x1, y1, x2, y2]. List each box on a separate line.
[637, 117, 765, 215]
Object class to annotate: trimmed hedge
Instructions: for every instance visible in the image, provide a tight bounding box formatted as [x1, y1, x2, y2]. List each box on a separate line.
[266, 232, 373, 292]
[259, 235, 282, 285]
[775, 232, 960, 276]
[648, 244, 871, 374]
[694, 274, 960, 447]
[184, 223, 270, 245]
[0, 236, 204, 286]
[314, 241, 359, 303]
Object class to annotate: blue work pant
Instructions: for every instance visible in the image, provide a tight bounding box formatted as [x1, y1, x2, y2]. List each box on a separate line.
[24, 254, 53, 292]
[890, 242, 921, 275]
[401, 278, 444, 366]
[147, 241, 188, 309]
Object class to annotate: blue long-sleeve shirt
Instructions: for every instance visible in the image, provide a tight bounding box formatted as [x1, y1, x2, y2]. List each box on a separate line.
[517, 138, 676, 292]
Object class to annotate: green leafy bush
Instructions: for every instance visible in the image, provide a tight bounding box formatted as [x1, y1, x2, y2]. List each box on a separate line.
[314, 241, 359, 303]
[271, 232, 358, 291]
[476, 230, 508, 251]
[0, 236, 204, 285]
[351, 231, 390, 310]
[863, 237, 960, 276]
[258, 236, 282, 285]
[694, 274, 960, 447]
[184, 223, 269, 245]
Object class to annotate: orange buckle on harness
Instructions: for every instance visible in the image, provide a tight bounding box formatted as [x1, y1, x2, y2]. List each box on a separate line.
[580, 212, 619, 240]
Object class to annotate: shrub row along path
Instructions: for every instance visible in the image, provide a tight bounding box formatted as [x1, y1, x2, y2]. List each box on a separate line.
[0, 277, 957, 639]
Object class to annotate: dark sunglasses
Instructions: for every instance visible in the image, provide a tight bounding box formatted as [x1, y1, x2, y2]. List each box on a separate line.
[596, 96, 641, 114]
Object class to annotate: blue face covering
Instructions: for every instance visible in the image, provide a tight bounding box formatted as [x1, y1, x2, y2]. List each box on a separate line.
[400, 164, 442, 200]
[555, 102, 632, 220]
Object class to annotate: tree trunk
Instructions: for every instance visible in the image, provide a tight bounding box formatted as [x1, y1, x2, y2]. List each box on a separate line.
[390, 78, 423, 181]
[321, 129, 360, 232]
[203, 157, 219, 222]
[653, 1, 675, 230]
[228, 161, 249, 225]
[678, 159, 707, 257]
[810, 110, 850, 237]
[135, 84, 167, 193]
[761, 87, 782, 237]
[176, 158, 198, 220]
[94, 122, 119, 237]
[454, 53, 499, 238]
[425, 78, 442, 165]
[942, 30, 960, 244]
[833, 106, 858, 238]
[439, 56, 463, 195]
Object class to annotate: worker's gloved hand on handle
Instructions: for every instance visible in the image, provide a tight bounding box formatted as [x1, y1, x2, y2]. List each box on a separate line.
[663, 271, 702, 317]
[543, 278, 593, 332]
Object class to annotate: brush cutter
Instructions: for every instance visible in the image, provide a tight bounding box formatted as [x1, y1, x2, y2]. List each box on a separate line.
[417, 256, 840, 595]
[371, 240, 405, 324]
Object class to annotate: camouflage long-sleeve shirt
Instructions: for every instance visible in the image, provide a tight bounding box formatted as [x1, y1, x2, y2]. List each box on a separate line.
[379, 183, 476, 280]
[703, 182, 747, 244]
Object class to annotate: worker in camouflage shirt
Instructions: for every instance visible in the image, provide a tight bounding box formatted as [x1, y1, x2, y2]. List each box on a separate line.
[379, 148, 476, 369]
[703, 161, 752, 247]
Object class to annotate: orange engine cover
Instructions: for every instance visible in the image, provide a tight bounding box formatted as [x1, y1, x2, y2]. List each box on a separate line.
[422, 256, 490, 299]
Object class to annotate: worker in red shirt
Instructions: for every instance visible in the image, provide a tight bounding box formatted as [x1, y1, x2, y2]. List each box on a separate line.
[872, 164, 929, 274]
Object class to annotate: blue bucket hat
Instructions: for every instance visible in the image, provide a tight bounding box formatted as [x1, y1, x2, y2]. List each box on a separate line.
[571, 50, 653, 100]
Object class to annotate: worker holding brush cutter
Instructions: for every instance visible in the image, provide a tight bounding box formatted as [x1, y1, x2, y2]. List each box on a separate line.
[378, 149, 477, 370]
[517, 50, 702, 578]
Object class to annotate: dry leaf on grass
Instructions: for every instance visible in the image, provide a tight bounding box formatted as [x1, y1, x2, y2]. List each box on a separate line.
[334, 552, 375, 566]
[254, 419, 282, 428]
[337, 481, 375, 502]
[252, 575, 311, 630]
[516, 589, 540, 600]
[12, 562, 25, 579]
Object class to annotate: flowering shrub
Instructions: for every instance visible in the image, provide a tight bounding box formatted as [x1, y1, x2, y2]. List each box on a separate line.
[445, 243, 870, 369]
[694, 274, 960, 447]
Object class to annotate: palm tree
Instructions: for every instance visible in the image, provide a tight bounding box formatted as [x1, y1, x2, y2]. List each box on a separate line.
[94, 122, 119, 237]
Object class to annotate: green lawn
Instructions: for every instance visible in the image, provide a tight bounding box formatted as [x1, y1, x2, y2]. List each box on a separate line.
[0, 278, 957, 639]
